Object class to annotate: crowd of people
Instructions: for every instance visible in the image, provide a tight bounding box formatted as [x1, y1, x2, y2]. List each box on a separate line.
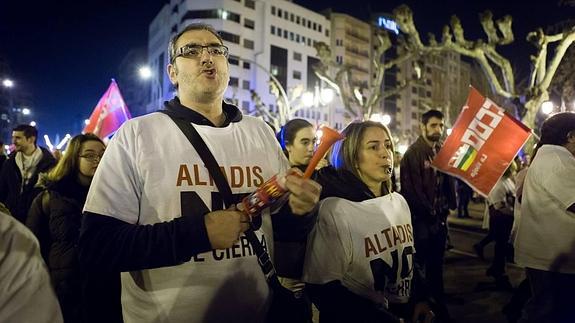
[1, 23, 574, 323]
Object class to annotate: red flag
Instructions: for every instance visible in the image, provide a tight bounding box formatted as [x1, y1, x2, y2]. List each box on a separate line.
[83, 79, 131, 139]
[432, 87, 532, 197]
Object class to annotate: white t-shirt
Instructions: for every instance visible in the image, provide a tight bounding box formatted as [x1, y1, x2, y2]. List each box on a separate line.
[84, 112, 290, 322]
[487, 177, 515, 210]
[514, 145, 575, 273]
[303, 193, 415, 306]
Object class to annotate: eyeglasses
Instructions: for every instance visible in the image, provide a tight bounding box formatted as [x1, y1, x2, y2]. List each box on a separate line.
[173, 44, 229, 61]
[79, 153, 104, 162]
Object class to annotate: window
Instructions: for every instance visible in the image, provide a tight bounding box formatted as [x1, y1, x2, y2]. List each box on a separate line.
[242, 80, 250, 90]
[302, 18, 306, 26]
[278, 9, 282, 17]
[271, 6, 276, 15]
[243, 62, 250, 69]
[412, 112, 418, 119]
[293, 52, 302, 61]
[181, 9, 240, 23]
[290, 13, 294, 22]
[277, 27, 282, 36]
[243, 39, 254, 49]
[411, 100, 417, 106]
[426, 91, 431, 97]
[296, 16, 300, 24]
[336, 39, 342, 46]
[307, 38, 311, 46]
[295, 34, 300, 43]
[293, 70, 301, 80]
[229, 77, 239, 87]
[283, 30, 288, 39]
[271, 25, 275, 34]
[411, 87, 417, 94]
[284, 11, 289, 19]
[219, 31, 240, 44]
[244, 18, 255, 29]
[228, 55, 239, 65]
[336, 56, 343, 64]
[312, 22, 317, 31]
[307, 21, 311, 28]
[245, 0, 255, 9]
[290, 32, 294, 41]
[325, 29, 329, 37]
[319, 25, 322, 32]
[301, 36, 306, 44]
[426, 79, 432, 85]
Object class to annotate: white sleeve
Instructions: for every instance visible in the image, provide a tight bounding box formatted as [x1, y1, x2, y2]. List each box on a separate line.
[303, 199, 351, 284]
[541, 157, 575, 213]
[488, 180, 506, 206]
[0, 214, 63, 323]
[84, 123, 143, 223]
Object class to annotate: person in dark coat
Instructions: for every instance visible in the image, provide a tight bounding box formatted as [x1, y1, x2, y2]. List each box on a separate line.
[400, 110, 456, 321]
[0, 124, 56, 223]
[26, 133, 121, 323]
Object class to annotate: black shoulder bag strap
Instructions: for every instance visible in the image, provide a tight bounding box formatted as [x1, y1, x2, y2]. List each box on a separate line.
[161, 111, 279, 283]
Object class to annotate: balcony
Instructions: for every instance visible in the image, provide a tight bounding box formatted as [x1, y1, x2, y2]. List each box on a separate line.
[345, 29, 370, 43]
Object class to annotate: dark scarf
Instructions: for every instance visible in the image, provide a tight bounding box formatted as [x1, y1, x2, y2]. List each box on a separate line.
[162, 97, 242, 126]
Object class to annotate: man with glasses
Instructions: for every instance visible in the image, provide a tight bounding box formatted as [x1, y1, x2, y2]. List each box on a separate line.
[79, 23, 321, 322]
[0, 124, 56, 223]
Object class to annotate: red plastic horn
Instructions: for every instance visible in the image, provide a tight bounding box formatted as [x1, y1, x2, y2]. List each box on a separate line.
[303, 126, 344, 179]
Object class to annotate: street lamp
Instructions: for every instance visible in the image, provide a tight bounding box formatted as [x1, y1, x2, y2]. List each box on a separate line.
[139, 65, 163, 111]
[2, 79, 14, 88]
[302, 84, 334, 126]
[541, 101, 554, 115]
[370, 113, 392, 126]
[22, 108, 31, 115]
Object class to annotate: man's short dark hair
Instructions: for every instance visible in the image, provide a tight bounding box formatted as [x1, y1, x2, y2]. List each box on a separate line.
[421, 109, 444, 125]
[168, 23, 223, 64]
[539, 112, 575, 147]
[13, 124, 38, 144]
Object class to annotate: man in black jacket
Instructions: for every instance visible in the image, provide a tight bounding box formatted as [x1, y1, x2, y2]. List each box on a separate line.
[0, 124, 56, 223]
[400, 109, 456, 320]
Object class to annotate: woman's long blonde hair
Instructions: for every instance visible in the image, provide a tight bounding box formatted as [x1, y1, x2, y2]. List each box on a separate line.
[45, 133, 104, 183]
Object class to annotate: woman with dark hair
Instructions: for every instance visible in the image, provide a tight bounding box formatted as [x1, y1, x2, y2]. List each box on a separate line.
[26, 134, 120, 323]
[303, 121, 433, 322]
[273, 118, 318, 323]
[277, 119, 316, 170]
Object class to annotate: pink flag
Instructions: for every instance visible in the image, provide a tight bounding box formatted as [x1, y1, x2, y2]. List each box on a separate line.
[83, 79, 131, 139]
[432, 87, 532, 196]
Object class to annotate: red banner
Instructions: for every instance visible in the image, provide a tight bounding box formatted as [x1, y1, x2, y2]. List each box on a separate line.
[83, 79, 131, 139]
[432, 87, 531, 196]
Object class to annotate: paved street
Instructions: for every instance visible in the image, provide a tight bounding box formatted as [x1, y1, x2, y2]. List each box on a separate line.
[445, 201, 525, 323]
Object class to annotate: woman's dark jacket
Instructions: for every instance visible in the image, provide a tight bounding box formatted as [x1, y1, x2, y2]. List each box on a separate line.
[26, 175, 122, 323]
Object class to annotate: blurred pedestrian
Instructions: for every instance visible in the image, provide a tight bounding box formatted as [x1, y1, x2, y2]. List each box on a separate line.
[0, 209, 63, 323]
[515, 112, 575, 323]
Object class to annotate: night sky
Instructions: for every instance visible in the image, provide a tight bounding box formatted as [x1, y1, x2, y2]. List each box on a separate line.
[1, 0, 572, 140]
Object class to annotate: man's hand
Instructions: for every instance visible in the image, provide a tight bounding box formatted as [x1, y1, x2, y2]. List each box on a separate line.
[204, 207, 250, 249]
[412, 301, 434, 323]
[284, 168, 322, 216]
